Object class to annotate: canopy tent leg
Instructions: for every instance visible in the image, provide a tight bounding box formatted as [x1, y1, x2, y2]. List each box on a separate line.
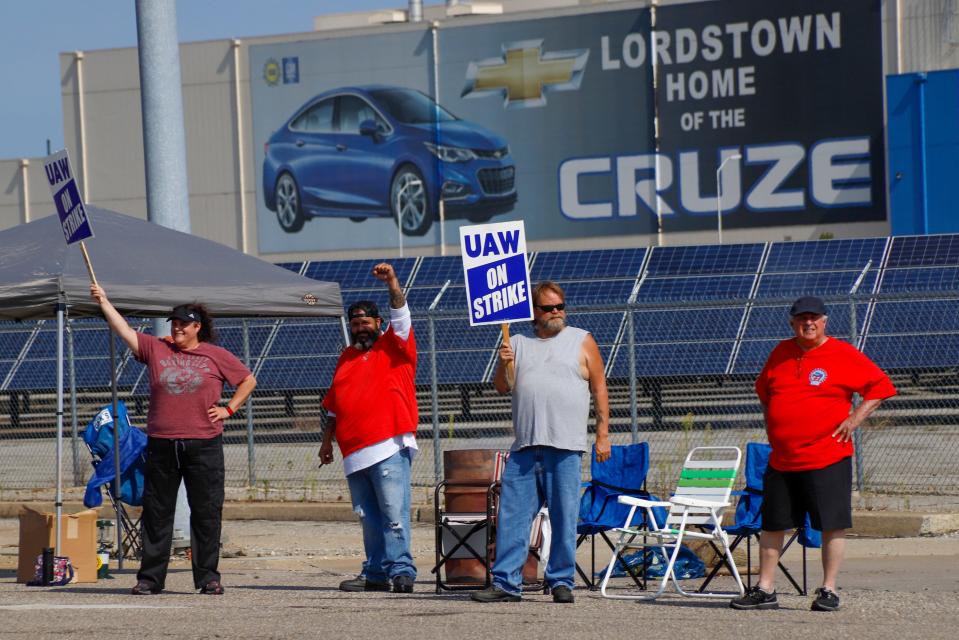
[55, 304, 65, 555]
[110, 331, 125, 569]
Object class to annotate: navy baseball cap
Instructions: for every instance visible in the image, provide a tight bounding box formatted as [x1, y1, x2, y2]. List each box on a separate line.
[168, 305, 200, 323]
[347, 300, 380, 320]
[789, 296, 827, 316]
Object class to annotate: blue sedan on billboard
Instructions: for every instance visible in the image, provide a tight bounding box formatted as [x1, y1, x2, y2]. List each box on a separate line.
[263, 85, 517, 235]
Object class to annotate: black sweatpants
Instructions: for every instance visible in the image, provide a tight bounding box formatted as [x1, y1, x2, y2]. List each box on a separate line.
[137, 435, 225, 590]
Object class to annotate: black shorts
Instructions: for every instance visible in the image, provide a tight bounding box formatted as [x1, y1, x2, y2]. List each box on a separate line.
[761, 456, 852, 532]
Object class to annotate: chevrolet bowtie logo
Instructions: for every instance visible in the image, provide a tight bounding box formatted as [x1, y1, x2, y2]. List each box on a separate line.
[461, 39, 589, 109]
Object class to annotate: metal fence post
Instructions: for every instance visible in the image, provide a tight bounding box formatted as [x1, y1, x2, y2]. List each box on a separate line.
[848, 263, 871, 493]
[625, 277, 644, 444]
[428, 281, 450, 484]
[848, 296, 865, 492]
[627, 304, 638, 444]
[429, 311, 440, 484]
[66, 318, 81, 486]
[243, 320, 255, 487]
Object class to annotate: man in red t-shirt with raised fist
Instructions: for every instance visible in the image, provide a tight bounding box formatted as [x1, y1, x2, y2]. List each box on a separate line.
[731, 296, 896, 613]
[319, 263, 418, 594]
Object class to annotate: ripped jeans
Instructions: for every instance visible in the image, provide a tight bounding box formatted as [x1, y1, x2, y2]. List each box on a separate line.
[345, 448, 416, 583]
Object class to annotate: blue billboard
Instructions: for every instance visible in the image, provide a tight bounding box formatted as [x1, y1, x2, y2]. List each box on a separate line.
[248, 0, 883, 254]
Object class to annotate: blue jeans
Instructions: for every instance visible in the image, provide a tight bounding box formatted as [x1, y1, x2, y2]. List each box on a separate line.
[491, 446, 583, 595]
[345, 448, 416, 583]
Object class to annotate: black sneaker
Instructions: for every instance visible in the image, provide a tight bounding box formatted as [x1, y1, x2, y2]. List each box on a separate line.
[470, 586, 521, 603]
[811, 587, 840, 612]
[200, 579, 225, 595]
[551, 585, 574, 604]
[130, 580, 162, 595]
[392, 575, 415, 593]
[339, 576, 367, 592]
[339, 576, 390, 592]
[729, 585, 778, 610]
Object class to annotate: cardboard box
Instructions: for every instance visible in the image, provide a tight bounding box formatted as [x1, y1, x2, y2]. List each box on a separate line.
[17, 507, 98, 583]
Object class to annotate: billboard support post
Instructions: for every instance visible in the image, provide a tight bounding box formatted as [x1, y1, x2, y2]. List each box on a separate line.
[716, 154, 741, 245]
[431, 21, 446, 256]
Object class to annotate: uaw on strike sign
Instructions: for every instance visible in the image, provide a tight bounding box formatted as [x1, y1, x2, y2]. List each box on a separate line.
[43, 149, 93, 245]
[459, 221, 533, 326]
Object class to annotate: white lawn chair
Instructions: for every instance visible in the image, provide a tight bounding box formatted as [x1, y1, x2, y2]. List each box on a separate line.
[599, 446, 745, 601]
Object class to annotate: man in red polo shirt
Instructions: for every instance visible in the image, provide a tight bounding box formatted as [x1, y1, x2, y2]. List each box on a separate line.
[319, 262, 418, 594]
[731, 296, 896, 613]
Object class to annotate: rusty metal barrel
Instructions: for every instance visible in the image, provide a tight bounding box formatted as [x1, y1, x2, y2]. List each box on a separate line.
[442, 449, 498, 583]
[441, 449, 539, 585]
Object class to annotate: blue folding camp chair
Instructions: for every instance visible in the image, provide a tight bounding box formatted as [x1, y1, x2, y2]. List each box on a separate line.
[576, 442, 665, 590]
[82, 401, 147, 559]
[698, 442, 821, 595]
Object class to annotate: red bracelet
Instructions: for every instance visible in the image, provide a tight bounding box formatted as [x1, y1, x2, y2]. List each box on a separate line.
[225, 406, 235, 417]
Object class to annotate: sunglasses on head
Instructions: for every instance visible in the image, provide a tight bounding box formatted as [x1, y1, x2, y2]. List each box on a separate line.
[536, 303, 566, 312]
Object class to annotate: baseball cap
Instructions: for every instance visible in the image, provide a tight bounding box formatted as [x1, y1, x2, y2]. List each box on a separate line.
[347, 300, 380, 320]
[168, 305, 201, 323]
[789, 296, 827, 316]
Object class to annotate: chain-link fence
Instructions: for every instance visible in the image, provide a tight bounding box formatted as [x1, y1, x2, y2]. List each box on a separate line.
[1, 290, 957, 500]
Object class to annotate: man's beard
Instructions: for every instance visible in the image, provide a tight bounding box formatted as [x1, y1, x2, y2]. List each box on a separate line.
[352, 330, 379, 351]
[535, 316, 566, 335]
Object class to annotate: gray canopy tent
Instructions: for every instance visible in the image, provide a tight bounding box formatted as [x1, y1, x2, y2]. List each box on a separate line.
[0, 207, 343, 565]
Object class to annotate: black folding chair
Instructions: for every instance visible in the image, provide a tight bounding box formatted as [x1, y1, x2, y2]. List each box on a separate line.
[87, 444, 143, 560]
[432, 450, 548, 594]
[432, 479, 499, 593]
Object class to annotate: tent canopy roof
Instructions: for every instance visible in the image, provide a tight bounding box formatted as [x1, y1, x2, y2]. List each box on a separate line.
[0, 208, 342, 320]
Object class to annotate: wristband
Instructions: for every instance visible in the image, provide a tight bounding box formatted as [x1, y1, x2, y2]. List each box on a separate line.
[225, 405, 235, 417]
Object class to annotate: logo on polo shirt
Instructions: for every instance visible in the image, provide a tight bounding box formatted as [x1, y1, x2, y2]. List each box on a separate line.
[808, 368, 828, 386]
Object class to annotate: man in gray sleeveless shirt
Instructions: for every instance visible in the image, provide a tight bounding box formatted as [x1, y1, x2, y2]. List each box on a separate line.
[471, 281, 610, 604]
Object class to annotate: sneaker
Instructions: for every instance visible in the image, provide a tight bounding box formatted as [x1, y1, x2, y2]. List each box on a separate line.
[339, 576, 367, 592]
[338, 576, 390, 592]
[811, 587, 840, 612]
[470, 586, 522, 603]
[200, 579, 225, 595]
[551, 585, 574, 604]
[130, 581, 162, 595]
[729, 585, 778, 610]
[392, 575, 415, 593]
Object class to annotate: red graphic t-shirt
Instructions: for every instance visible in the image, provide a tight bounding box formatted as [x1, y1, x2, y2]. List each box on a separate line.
[136, 334, 252, 439]
[756, 337, 897, 472]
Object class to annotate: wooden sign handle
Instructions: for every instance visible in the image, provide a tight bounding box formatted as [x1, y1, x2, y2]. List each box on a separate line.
[79, 241, 98, 287]
[501, 323, 514, 385]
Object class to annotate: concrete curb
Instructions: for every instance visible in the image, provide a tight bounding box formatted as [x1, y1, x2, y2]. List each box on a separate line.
[0, 501, 430, 524]
[1, 501, 956, 536]
[851, 511, 959, 537]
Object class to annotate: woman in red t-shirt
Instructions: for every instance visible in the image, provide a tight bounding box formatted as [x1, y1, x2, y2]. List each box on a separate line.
[91, 284, 256, 596]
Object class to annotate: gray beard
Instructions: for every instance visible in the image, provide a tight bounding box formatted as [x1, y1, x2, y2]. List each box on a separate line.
[352, 332, 378, 351]
[535, 316, 566, 335]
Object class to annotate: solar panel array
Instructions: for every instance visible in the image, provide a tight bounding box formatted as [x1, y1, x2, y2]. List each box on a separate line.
[0, 318, 153, 393]
[2, 234, 957, 393]
[865, 235, 959, 369]
[727, 237, 887, 375]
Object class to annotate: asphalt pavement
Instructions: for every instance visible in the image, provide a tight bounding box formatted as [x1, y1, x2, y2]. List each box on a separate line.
[1, 519, 958, 639]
